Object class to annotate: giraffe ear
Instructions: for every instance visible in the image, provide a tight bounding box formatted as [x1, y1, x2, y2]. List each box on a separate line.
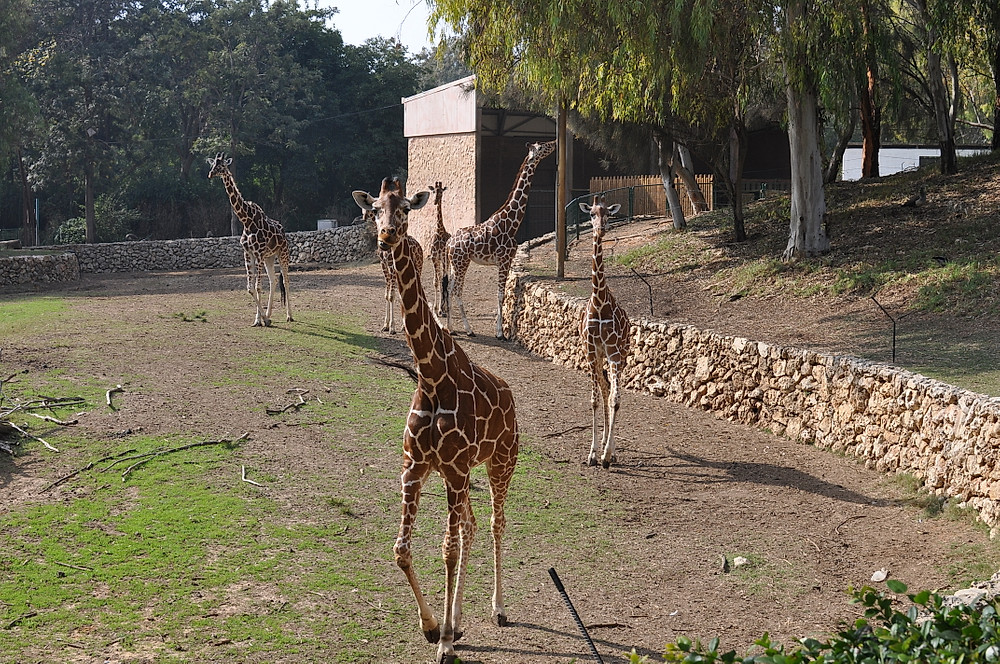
[408, 190, 430, 210]
[224, 158, 233, 167]
[579, 202, 592, 214]
[352, 190, 374, 211]
[608, 203, 621, 215]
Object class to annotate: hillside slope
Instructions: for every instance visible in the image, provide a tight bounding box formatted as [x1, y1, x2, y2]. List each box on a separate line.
[525, 151, 1000, 395]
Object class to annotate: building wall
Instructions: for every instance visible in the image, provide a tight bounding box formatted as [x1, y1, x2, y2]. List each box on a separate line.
[405, 133, 479, 252]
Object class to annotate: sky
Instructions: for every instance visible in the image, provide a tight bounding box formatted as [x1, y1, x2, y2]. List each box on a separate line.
[324, 0, 437, 54]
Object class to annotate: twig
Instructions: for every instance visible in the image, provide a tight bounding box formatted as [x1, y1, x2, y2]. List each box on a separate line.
[119, 434, 248, 481]
[106, 384, 124, 410]
[28, 412, 78, 426]
[266, 392, 308, 415]
[40, 448, 138, 493]
[585, 622, 631, 630]
[241, 465, 265, 487]
[7, 421, 58, 452]
[4, 612, 37, 630]
[834, 514, 865, 534]
[366, 356, 418, 383]
[54, 561, 93, 572]
[544, 424, 589, 438]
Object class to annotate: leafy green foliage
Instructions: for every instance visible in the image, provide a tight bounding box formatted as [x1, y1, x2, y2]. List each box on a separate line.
[659, 582, 1000, 663]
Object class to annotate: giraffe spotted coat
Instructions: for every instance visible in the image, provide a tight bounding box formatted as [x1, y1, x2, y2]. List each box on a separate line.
[353, 178, 519, 664]
[445, 140, 555, 339]
[207, 152, 292, 327]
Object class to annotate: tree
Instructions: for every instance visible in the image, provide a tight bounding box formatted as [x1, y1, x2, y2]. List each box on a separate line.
[779, 0, 830, 260]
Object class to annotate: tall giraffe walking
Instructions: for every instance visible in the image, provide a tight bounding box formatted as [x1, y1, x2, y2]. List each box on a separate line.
[207, 152, 292, 327]
[353, 178, 519, 664]
[427, 181, 450, 317]
[445, 140, 555, 338]
[579, 195, 631, 468]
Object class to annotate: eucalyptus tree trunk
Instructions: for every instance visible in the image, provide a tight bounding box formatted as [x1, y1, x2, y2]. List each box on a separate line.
[859, 0, 881, 178]
[676, 144, 709, 213]
[655, 136, 686, 230]
[826, 109, 856, 184]
[783, 79, 829, 261]
[916, 0, 959, 174]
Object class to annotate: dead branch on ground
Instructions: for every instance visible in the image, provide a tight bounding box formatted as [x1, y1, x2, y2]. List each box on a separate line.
[100, 433, 248, 481]
[40, 448, 139, 493]
[106, 384, 124, 410]
[266, 388, 310, 415]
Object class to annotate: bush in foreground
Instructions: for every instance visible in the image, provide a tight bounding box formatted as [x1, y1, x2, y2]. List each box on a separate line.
[639, 580, 1000, 663]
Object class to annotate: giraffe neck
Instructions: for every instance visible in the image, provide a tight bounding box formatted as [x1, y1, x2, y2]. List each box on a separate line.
[435, 200, 447, 235]
[390, 237, 448, 379]
[219, 170, 257, 230]
[494, 156, 540, 234]
[591, 230, 607, 301]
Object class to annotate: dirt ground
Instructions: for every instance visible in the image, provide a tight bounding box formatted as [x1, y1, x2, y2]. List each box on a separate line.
[3, 230, 998, 663]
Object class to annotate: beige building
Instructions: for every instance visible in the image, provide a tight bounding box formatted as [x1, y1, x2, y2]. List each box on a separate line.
[402, 75, 618, 251]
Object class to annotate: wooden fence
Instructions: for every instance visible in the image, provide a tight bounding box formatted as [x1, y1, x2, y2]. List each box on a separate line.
[589, 174, 714, 220]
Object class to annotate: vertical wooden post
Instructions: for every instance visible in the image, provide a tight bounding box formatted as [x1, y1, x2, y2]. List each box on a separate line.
[556, 100, 568, 279]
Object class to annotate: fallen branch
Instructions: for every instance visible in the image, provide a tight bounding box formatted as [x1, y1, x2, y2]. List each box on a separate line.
[40, 448, 138, 493]
[366, 356, 418, 383]
[3, 611, 37, 630]
[106, 384, 124, 410]
[54, 561, 93, 572]
[266, 390, 308, 416]
[28, 412, 78, 426]
[6, 421, 58, 452]
[117, 434, 248, 481]
[543, 424, 589, 438]
[241, 465, 265, 487]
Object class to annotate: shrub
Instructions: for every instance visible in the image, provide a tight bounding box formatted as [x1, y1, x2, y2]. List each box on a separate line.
[656, 581, 1000, 663]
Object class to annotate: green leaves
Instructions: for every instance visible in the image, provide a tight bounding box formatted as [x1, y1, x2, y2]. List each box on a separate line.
[661, 584, 1000, 663]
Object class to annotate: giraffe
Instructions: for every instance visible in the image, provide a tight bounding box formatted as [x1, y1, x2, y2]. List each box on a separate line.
[444, 140, 556, 338]
[207, 152, 292, 327]
[427, 181, 450, 317]
[370, 205, 425, 334]
[353, 178, 519, 664]
[579, 194, 631, 468]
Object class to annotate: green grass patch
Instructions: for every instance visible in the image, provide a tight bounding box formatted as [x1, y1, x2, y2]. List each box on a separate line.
[0, 296, 68, 336]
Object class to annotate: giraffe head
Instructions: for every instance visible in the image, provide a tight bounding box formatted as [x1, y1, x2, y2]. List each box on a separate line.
[429, 181, 447, 206]
[528, 140, 557, 163]
[353, 177, 430, 250]
[579, 194, 621, 239]
[206, 152, 232, 180]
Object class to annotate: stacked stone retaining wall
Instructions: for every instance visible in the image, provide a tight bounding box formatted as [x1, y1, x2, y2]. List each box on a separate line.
[504, 239, 1000, 537]
[0, 253, 80, 288]
[1, 225, 373, 290]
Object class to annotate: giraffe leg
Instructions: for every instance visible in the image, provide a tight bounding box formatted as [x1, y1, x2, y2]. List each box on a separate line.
[245, 252, 265, 327]
[495, 264, 511, 340]
[601, 363, 623, 469]
[280, 256, 293, 322]
[261, 256, 278, 327]
[451, 491, 476, 643]
[486, 443, 516, 627]
[587, 361, 606, 467]
[435, 480, 467, 663]
[449, 260, 475, 337]
[394, 461, 439, 643]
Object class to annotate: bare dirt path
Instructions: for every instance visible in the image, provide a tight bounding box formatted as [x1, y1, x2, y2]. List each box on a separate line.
[2, 246, 997, 664]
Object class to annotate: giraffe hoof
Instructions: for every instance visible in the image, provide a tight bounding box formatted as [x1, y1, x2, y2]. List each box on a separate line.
[587, 457, 598, 467]
[602, 460, 611, 469]
[453, 629, 463, 642]
[424, 626, 440, 644]
[494, 613, 508, 627]
[467, 331, 476, 338]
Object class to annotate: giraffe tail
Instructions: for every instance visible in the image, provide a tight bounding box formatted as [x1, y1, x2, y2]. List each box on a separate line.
[278, 270, 287, 304]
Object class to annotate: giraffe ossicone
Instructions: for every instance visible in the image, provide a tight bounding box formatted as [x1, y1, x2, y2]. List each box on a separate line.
[353, 177, 519, 664]
[444, 140, 556, 339]
[207, 152, 293, 327]
[579, 194, 631, 468]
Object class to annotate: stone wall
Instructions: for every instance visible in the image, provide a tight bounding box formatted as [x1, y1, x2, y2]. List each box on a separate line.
[64, 225, 372, 274]
[405, 133, 478, 250]
[0, 253, 80, 289]
[1, 226, 372, 290]
[504, 239, 1000, 537]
